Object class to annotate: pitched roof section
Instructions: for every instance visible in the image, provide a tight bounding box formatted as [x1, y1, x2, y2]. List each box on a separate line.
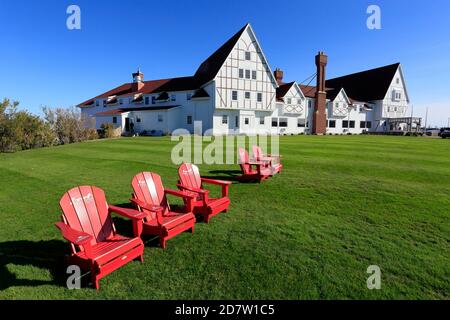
[194, 24, 248, 86]
[326, 63, 400, 102]
[79, 77, 198, 106]
[95, 105, 180, 116]
[276, 82, 295, 99]
[299, 85, 317, 98]
[192, 88, 210, 99]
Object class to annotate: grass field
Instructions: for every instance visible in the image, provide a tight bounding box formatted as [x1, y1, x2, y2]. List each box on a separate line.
[0, 135, 448, 299]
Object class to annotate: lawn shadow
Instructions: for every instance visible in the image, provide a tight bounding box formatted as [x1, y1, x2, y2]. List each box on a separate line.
[0, 239, 69, 290]
[203, 170, 242, 182]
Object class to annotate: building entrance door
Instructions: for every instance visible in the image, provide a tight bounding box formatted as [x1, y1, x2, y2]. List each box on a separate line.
[125, 118, 130, 132]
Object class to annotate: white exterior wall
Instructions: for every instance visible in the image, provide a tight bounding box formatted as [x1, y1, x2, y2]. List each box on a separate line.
[213, 25, 278, 135]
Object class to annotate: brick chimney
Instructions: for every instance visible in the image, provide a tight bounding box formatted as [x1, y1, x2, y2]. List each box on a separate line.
[274, 68, 284, 85]
[132, 68, 145, 92]
[313, 52, 328, 135]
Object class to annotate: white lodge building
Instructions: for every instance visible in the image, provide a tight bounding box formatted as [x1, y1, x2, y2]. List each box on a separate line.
[78, 23, 420, 135]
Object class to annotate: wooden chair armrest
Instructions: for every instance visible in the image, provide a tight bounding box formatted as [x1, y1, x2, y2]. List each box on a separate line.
[200, 178, 232, 186]
[177, 184, 209, 194]
[108, 205, 147, 220]
[55, 222, 92, 245]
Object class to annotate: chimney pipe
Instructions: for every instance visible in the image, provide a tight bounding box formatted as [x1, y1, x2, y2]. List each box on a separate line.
[274, 68, 284, 85]
[313, 52, 328, 135]
[132, 69, 145, 92]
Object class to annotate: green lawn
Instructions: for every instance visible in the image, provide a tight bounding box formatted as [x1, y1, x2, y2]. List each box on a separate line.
[0, 135, 448, 299]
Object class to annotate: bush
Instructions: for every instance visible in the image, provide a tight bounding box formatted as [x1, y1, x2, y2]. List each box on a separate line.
[0, 99, 56, 152]
[100, 123, 116, 138]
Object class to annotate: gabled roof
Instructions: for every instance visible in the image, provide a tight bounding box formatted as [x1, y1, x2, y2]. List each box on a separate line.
[326, 63, 400, 102]
[276, 82, 295, 101]
[78, 23, 278, 108]
[194, 24, 248, 86]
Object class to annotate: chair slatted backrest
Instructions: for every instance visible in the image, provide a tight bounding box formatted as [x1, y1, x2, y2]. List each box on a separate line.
[60, 186, 114, 247]
[252, 145, 263, 161]
[132, 172, 169, 218]
[238, 148, 252, 174]
[178, 163, 202, 190]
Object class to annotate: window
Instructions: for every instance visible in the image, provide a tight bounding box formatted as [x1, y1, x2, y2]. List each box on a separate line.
[297, 99, 302, 105]
[366, 121, 372, 129]
[232, 91, 238, 101]
[96, 100, 99, 107]
[239, 69, 244, 78]
[335, 102, 339, 109]
[136, 117, 141, 123]
[145, 96, 150, 105]
[152, 96, 156, 104]
[222, 115, 228, 124]
[343, 120, 349, 128]
[272, 118, 278, 127]
[287, 98, 292, 104]
[279, 118, 288, 127]
[158, 114, 163, 122]
[244, 118, 249, 125]
[257, 93, 262, 102]
[112, 117, 117, 124]
[187, 115, 192, 125]
[328, 120, 336, 128]
[235, 116, 239, 127]
[103, 100, 107, 107]
[396, 78, 400, 84]
[349, 121, 355, 128]
[119, 99, 123, 105]
[306, 121, 309, 128]
[252, 70, 257, 80]
[260, 117, 265, 125]
[308, 100, 312, 108]
[245, 92, 251, 99]
[245, 69, 251, 79]
[298, 118, 306, 127]
[360, 121, 366, 128]
[245, 51, 251, 60]
[171, 94, 176, 102]
[187, 93, 192, 101]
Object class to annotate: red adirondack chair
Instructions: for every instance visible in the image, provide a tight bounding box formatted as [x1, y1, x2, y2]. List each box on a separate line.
[236, 147, 272, 183]
[55, 186, 146, 290]
[177, 163, 231, 223]
[130, 172, 196, 249]
[252, 145, 283, 175]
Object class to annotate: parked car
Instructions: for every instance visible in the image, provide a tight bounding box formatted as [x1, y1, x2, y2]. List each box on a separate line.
[425, 128, 441, 137]
[439, 128, 450, 139]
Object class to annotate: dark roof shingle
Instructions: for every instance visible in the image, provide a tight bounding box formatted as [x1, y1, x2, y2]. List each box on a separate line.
[326, 63, 400, 102]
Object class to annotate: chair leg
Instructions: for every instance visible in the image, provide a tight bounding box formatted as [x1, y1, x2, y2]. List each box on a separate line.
[139, 255, 144, 263]
[160, 238, 167, 249]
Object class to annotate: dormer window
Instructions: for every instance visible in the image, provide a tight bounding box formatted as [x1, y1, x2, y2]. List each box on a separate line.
[396, 78, 400, 84]
[245, 51, 251, 60]
[287, 98, 292, 104]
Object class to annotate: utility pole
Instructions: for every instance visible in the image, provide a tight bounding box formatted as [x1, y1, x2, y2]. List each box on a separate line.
[424, 107, 428, 130]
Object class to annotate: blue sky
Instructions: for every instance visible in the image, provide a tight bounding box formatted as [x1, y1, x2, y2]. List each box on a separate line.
[0, 0, 449, 126]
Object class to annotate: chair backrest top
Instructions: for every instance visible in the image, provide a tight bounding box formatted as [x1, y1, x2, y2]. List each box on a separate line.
[131, 172, 169, 213]
[60, 186, 114, 246]
[178, 163, 202, 190]
[252, 145, 263, 161]
[238, 148, 252, 174]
